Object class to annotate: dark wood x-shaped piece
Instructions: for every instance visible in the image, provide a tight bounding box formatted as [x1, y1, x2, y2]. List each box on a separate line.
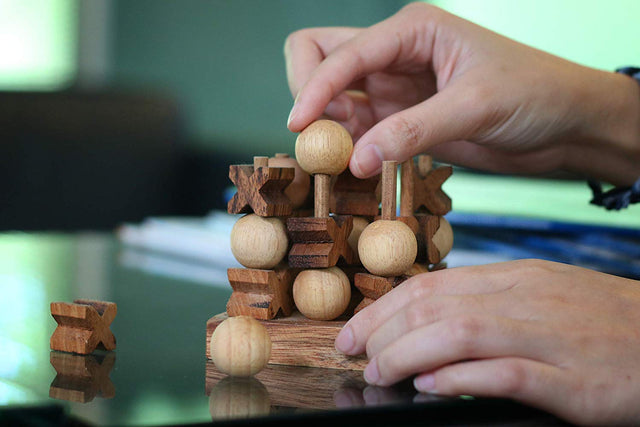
[330, 168, 380, 216]
[227, 163, 294, 217]
[226, 267, 297, 320]
[287, 215, 355, 268]
[50, 299, 117, 355]
[402, 156, 452, 216]
[49, 351, 116, 403]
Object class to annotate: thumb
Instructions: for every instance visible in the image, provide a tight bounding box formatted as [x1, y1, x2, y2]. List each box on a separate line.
[349, 84, 485, 178]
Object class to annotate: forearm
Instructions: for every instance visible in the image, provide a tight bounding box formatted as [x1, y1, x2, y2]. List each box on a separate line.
[565, 69, 640, 186]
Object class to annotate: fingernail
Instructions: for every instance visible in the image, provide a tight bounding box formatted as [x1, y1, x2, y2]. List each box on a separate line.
[353, 144, 383, 177]
[335, 325, 355, 354]
[364, 358, 380, 384]
[287, 105, 297, 127]
[414, 374, 436, 393]
[287, 93, 300, 127]
[362, 386, 382, 405]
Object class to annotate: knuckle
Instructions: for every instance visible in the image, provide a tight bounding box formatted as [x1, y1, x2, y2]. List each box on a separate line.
[283, 29, 310, 54]
[404, 302, 430, 330]
[387, 115, 425, 154]
[447, 316, 483, 354]
[497, 360, 529, 395]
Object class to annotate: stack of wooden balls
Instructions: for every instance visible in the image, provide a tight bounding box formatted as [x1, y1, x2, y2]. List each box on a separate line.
[291, 120, 353, 322]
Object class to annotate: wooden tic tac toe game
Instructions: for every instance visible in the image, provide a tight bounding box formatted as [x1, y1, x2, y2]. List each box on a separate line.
[206, 119, 454, 374]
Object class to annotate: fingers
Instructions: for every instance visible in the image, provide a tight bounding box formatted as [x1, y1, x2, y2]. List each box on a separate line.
[287, 4, 442, 132]
[284, 27, 361, 97]
[349, 82, 487, 177]
[336, 262, 525, 356]
[413, 358, 573, 423]
[364, 315, 546, 387]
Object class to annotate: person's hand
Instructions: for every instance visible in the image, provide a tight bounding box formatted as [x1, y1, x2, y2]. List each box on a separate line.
[284, 2, 640, 185]
[335, 259, 640, 425]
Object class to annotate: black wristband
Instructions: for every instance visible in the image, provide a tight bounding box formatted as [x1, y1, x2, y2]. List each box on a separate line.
[587, 67, 640, 211]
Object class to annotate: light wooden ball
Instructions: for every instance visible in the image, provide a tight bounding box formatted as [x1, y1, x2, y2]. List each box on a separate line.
[269, 154, 310, 208]
[230, 214, 288, 269]
[348, 216, 370, 264]
[210, 316, 272, 377]
[295, 120, 353, 176]
[293, 267, 351, 321]
[433, 217, 453, 259]
[358, 220, 417, 276]
[209, 376, 271, 420]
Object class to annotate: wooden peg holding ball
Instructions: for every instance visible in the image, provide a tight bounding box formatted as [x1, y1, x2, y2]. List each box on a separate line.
[287, 120, 356, 268]
[358, 161, 417, 277]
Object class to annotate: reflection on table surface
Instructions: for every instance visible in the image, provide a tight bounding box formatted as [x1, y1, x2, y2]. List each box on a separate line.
[0, 232, 568, 426]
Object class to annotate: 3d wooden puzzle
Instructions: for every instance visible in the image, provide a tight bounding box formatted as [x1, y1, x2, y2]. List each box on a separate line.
[206, 119, 453, 373]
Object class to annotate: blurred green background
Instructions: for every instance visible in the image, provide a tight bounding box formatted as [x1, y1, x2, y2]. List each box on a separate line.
[0, 0, 638, 227]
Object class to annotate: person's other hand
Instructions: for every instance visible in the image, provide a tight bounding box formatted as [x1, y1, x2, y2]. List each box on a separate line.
[285, 2, 640, 185]
[335, 259, 640, 425]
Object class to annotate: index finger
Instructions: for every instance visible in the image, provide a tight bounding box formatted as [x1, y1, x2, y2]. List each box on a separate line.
[288, 3, 443, 132]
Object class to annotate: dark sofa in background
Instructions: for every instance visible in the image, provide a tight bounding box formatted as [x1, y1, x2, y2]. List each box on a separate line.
[0, 91, 233, 231]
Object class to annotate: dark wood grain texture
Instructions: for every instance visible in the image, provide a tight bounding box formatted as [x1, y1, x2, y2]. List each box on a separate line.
[49, 351, 115, 403]
[226, 267, 297, 320]
[227, 158, 295, 217]
[287, 215, 355, 268]
[401, 155, 452, 216]
[353, 273, 408, 314]
[50, 299, 116, 354]
[330, 169, 380, 216]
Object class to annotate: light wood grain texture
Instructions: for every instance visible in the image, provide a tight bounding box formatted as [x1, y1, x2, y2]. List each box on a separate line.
[432, 216, 454, 261]
[353, 273, 408, 314]
[401, 155, 452, 216]
[230, 214, 288, 269]
[226, 267, 296, 320]
[358, 220, 417, 277]
[210, 316, 272, 377]
[49, 351, 115, 403]
[330, 168, 380, 216]
[347, 216, 370, 264]
[50, 299, 116, 355]
[206, 362, 366, 410]
[207, 312, 367, 370]
[294, 120, 353, 176]
[286, 215, 355, 268]
[227, 160, 294, 217]
[380, 161, 397, 220]
[293, 267, 351, 321]
[314, 173, 331, 218]
[269, 154, 310, 209]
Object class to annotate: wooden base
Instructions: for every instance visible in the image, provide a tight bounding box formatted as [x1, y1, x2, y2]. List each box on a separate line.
[206, 312, 367, 371]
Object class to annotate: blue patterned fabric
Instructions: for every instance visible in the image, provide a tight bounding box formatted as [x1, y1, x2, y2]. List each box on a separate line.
[587, 67, 640, 210]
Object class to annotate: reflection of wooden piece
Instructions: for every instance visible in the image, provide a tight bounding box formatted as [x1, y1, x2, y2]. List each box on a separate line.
[49, 351, 115, 403]
[293, 267, 351, 321]
[226, 267, 296, 320]
[206, 362, 366, 410]
[50, 299, 116, 354]
[210, 316, 272, 377]
[287, 215, 354, 268]
[208, 376, 271, 420]
[228, 156, 294, 217]
[206, 312, 367, 370]
[401, 155, 452, 216]
[330, 169, 380, 216]
[353, 273, 408, 314]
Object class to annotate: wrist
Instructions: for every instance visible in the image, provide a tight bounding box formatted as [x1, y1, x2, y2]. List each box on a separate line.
[564, 69, 640, 186]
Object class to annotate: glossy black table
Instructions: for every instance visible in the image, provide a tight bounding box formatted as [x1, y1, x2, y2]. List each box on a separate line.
[0, 232, 568, 426]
